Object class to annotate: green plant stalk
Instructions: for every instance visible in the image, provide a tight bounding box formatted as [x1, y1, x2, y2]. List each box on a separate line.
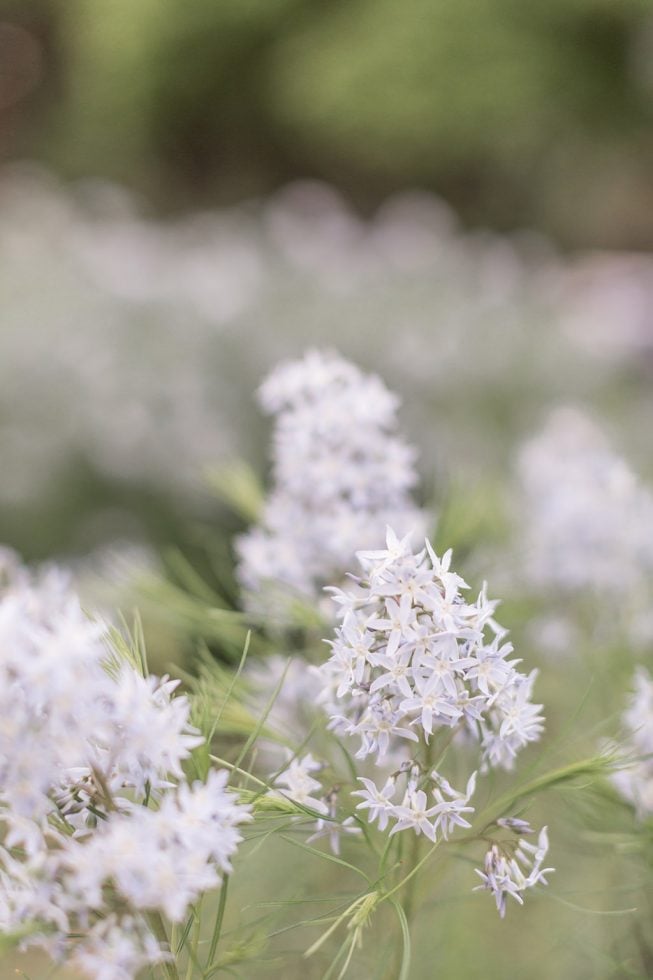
[470, 755, 616, 836]
[381, 840, 443, 909]
[384, 735, 437, 979]
[147, 913, 180, 980]
[205, 877, 229, 974]
[185, 898, 202, 980]
[401, 830, 422, 929]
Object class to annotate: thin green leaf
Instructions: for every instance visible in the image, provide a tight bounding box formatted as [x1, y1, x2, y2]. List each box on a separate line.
[280, 835, 372, 883]
[210, 631, 251, 739]
[175, 909, 195, 955]
[205, 876, 230, 972]
[389, 900, 412, 980]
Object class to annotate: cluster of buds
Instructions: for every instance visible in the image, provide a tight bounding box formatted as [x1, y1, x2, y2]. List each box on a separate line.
[474, 823, 553, 918]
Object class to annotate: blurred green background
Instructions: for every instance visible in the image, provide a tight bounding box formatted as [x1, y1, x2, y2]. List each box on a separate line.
[3, 0, 653, 248]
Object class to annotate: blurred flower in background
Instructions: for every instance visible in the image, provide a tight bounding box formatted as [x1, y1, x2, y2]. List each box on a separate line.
[0, 169, 651, 562]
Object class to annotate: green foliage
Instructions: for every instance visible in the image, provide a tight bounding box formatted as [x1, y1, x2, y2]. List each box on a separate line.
[20, 0, 653, 242]
[104, 612, 149, 679]
[206, 461, 264, 526]
[269, 0, 647, 167]
[137, 567, 258, 663]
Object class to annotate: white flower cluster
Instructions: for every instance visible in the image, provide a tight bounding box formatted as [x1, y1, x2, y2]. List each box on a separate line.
[474, 825, 553, 918]
[0, 552, 250, 979]
[354, 770, 477, 843]
[319, 529, 544, 842]
[236, 350, 429, 612]
[59, 770, 248, 922]
[0, 554, 200, 840]
[270, 753, 361, 856]
[517, 407, 653, 594]
[611, 668, 653, 819]
[273, 753, 328, 815]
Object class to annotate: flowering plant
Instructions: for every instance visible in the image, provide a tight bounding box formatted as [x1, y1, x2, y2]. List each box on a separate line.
[0, 556, 250, 979]
[0, 351, 635, 980]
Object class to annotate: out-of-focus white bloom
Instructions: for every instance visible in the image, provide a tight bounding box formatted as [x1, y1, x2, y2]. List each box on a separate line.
[561, 254, 653, 367]
[525, 615, 580, 660]
[306, 815, 361, 855]
[517, 407, 653, 594]
[70, 915, 163, 980]
[249, 658, 365, 858]
[611, 668, 653, 819]
[474, 826, 554, 918]
[0, 557, 202, 841]
[0, 551, 251, 977]
[1, 170, 648, 514]
[236, 351, 430, 614]
[61, 771, 251, 922]
[319, 528, 544, 843]
[306, 789, 362, 856]
[272, 753, 329, 815]
[70, 540, 160, 620]
[96, 666, 202, 795]
[267, 744, 368, 857]
[269, 754, 363, 855]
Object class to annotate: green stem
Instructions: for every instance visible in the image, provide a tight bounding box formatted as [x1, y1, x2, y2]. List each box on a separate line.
[470, 756, 612, 835]
[381, 840, 442, 906]
[147, 913, 180, 980]
[205, 877, 229, 974]
[401, 831, 422, 927]
[186, 899, 202, 980]
[378, 833, 397, 880]
[209, 755, 269, 790]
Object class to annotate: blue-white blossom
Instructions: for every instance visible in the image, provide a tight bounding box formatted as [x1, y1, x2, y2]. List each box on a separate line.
[319, 528, 544, 844]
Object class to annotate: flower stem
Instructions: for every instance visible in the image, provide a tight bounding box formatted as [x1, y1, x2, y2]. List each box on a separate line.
[186, 898, 202, 980]
[147, 913, 180, 980]
[205, 877, 229, 973]
[401, 830, 422, 927]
